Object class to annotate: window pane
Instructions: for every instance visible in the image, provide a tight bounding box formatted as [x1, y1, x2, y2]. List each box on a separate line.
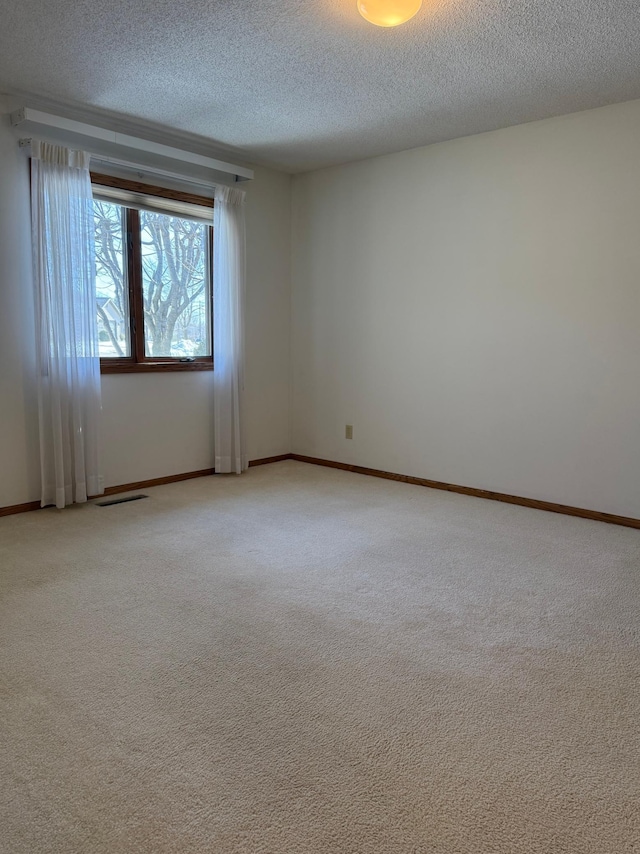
[93, 200, 129, 358]
[139, 211, 211, 358]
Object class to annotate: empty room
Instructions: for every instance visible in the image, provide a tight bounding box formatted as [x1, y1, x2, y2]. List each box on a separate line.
[1, 0, 639, 851]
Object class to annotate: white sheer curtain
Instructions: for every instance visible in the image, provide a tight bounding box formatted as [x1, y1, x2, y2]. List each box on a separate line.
[31, 140, 103, 508]
[213, 184, 248, 474]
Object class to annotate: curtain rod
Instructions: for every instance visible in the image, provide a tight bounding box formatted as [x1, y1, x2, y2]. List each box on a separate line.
[88, 154, 222, 191]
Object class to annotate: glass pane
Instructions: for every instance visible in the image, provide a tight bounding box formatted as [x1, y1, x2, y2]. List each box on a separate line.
[139, 211, 210, 358]
[93, 200, 130, 358]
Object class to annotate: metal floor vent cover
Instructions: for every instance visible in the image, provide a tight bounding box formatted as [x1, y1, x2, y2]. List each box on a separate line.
[95, 494, 148, 507]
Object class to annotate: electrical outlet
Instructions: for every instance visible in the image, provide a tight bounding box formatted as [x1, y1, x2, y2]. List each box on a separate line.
[345, 424, 353, 440]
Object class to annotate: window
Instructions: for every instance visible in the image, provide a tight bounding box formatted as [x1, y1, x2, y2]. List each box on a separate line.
[92, 174, 214, 372]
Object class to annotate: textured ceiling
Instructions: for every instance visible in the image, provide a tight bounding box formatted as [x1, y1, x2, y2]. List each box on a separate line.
[1, 0, 639, 172]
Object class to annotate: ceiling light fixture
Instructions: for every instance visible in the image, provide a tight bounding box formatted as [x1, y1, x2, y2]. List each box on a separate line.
[357, 0, 422, 27]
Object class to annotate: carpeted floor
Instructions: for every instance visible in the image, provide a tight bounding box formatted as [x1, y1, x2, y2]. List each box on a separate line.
[1, 460, 639, 853]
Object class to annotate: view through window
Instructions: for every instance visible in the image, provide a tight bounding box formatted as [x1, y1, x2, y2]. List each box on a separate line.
[94, 201, 128, 358]
[93, 186, 213, 371]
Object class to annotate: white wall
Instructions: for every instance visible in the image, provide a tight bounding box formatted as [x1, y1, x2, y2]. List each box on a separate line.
[291, 99, 640, 518]
[0, 101, 291, 507]
[0, 109, 40, 507]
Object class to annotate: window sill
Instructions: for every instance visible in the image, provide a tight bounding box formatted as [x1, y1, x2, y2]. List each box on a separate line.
[101, 360, 213, 374]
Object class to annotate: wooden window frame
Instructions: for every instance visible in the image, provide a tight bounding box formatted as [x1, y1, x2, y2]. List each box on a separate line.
[92, 173, 214, 374]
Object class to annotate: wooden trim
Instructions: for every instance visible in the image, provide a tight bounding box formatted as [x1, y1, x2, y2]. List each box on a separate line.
[90, 172, 214, 208]
[0, 459, 290, 517]
[290, 454, 640, 531]
[0, 500, 41, 518]
[128, 207, 145, 364]
[101, 358, 213, 374]
[5, 454, 636, 532]
[98, 458, 294, 494]
[98, 468, 216, 497]
[248, 454, 293, 467]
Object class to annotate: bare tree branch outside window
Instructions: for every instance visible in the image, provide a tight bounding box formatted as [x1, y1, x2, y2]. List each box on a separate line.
[93, 201, 209, 359]
[94, 201, 127, 357]
[140, 211, 207, 357]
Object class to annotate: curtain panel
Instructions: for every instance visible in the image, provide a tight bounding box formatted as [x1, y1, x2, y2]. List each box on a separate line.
[213, 184, 248, 474]
[31, 140, 103, 508]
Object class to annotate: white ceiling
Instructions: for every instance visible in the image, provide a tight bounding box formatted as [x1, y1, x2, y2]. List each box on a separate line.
[1, 0, 639, 172]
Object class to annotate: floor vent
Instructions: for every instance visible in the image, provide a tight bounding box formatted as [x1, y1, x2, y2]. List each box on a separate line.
[95, 494, 148, 507]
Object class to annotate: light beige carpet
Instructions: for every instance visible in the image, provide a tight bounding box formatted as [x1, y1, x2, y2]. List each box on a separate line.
[1, 460, 639, 853]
